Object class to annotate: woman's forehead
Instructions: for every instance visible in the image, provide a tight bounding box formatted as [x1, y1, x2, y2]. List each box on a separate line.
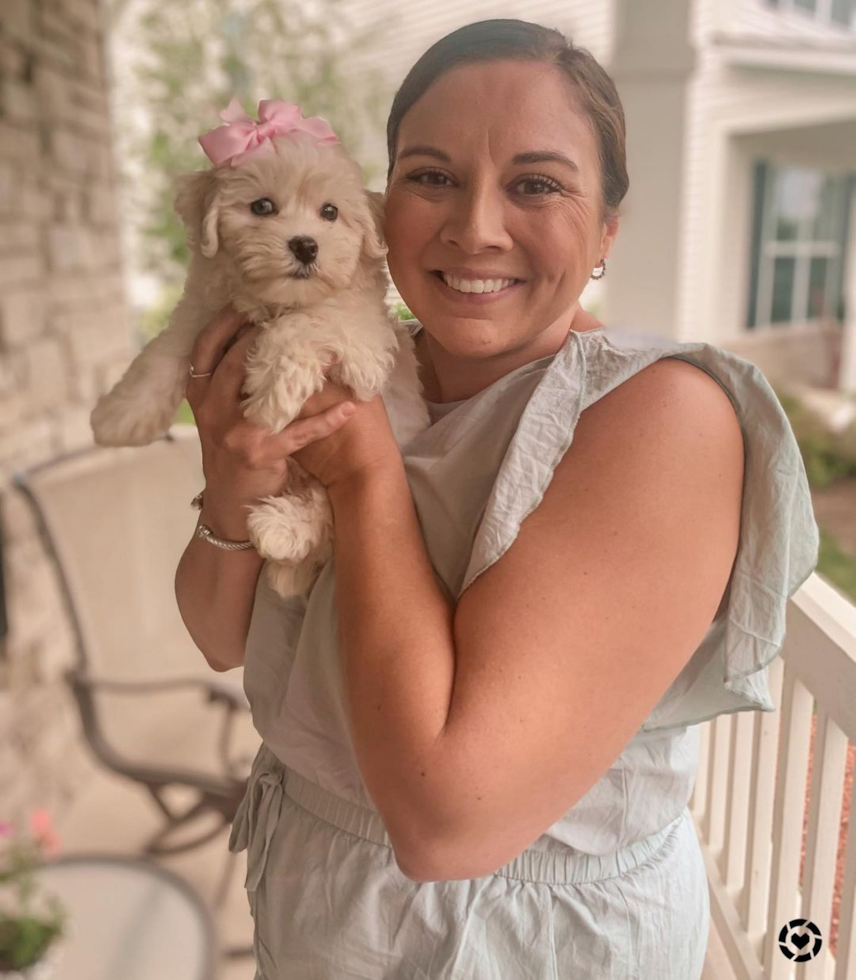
[397, 60, 595, 164]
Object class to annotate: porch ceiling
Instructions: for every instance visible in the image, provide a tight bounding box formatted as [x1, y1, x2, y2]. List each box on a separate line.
[736, 117, 856, 168]
[712, 31, 856, 77]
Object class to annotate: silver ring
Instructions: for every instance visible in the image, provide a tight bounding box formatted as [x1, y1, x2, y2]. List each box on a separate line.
[188, 363, 214, 379]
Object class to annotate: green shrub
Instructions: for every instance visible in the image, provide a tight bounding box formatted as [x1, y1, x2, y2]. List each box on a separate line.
[772, 385, 856, 489]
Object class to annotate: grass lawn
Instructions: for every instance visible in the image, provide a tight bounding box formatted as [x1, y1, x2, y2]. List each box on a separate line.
[817, 525, 856, 603]
[175, 400, 195, 426]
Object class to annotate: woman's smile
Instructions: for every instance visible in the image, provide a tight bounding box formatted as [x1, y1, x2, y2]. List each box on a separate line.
[429, 269, 527, 304]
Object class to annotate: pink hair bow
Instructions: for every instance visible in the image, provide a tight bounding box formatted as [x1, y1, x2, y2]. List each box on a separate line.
[198, 97, 339, 167]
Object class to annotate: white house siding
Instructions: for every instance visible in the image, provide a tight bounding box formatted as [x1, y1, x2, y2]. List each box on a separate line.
[674, 0, 856, 389]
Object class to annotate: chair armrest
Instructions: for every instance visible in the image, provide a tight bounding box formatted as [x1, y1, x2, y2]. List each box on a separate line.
[67, 668, 254, 780]
[68, 669, 250, 712]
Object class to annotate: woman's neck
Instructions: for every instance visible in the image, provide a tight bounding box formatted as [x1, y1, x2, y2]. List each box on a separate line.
[414, 306, 603, 404]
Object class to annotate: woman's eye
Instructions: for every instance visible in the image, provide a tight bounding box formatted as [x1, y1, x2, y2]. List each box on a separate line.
[320, 203, 338, 221]
[516, 176, 563, 196]
[250, 198, 276, 216]
[407, 170, 453, 188]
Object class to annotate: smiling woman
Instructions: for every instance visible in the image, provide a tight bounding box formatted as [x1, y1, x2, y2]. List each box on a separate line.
[217, 18, 820, 980]
[382, 53, 622, 402]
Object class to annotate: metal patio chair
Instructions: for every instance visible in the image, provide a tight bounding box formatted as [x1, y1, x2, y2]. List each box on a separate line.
[12, 426, 260, 951]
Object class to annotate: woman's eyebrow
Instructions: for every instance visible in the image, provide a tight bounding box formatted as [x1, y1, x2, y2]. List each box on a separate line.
[512, 151, 579, 174]
[398, 145, 451, 162]
[397, 146, 579, 174]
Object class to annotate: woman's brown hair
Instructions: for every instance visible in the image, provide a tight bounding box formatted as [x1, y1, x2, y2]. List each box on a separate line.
[386, 19, 629, 221]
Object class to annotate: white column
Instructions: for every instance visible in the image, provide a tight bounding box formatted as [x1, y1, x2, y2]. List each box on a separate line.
[605, 0, 695, 338]
[838, 189, 856, 395]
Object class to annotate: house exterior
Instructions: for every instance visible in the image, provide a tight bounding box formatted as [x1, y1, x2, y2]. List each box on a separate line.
[348, 0, 856, 394]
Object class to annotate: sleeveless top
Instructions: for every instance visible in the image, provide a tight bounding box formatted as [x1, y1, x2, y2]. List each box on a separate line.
[240, 319, 819, 856]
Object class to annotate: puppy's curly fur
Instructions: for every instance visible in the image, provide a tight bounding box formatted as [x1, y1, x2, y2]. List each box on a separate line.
[90, 133, 429, 598]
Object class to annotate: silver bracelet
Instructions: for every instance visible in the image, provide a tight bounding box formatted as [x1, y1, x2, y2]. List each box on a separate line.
[195, 522, 255, 551]
[191, 490, 253, 550]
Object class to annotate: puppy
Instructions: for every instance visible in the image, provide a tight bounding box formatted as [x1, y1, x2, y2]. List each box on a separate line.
[90, 126, 429, 598]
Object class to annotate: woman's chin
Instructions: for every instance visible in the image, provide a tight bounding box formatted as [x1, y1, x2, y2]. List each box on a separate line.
[420, 316, 516, 357]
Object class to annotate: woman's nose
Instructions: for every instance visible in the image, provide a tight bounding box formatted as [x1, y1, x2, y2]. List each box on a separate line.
[439, 185, 512, 254]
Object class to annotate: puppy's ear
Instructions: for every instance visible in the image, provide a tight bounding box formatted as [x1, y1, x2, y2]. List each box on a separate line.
[356, 189, 388, 262]
[173, 169, 222, 259]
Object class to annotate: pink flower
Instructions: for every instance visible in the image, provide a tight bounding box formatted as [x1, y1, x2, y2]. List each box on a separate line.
[0, 821, 14, 837]
[29, 809, 61, 855]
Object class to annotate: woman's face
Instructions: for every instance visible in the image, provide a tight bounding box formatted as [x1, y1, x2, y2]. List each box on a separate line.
[384, 58, 620, 360]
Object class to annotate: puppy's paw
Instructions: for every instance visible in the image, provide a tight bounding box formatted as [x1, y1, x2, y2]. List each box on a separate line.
[336, 351, 395, 402]
[241, 343, 319, 433]
[239, 386, 299, 434]
[246, 496, 323, 563]
[90, 392, 176, 447]
[90, 353, 188, 447]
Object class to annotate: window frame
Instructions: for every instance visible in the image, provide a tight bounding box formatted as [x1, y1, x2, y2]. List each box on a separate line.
[766, 0, 856, 30]
[748, 161, 852, 329]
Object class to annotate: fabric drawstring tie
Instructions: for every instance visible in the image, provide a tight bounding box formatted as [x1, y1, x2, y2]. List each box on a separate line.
[229, 766, 285, 893]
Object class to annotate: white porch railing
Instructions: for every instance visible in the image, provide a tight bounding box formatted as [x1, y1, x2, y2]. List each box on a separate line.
[691, 572, 856, 980]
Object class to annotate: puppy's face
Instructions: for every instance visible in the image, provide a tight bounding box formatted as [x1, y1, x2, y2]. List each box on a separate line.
[174, 135, 386, 305]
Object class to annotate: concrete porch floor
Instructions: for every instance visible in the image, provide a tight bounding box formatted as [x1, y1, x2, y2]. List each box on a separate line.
[52, 745, 739, 980]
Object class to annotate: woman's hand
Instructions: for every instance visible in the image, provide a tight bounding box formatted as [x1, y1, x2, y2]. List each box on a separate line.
[288, 380, 400, 491]
[184, 306, 360, 538]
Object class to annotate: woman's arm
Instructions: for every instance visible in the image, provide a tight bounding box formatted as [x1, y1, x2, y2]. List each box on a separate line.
[336, 358, 745, 884]
[282, 378, 462, 880]
[174, 505, 265, 673]
[174, 308, 355, 672]
[326, 460, 458, 876]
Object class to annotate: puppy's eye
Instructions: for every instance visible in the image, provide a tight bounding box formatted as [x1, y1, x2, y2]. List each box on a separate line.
[250, 198, 276, 216]
[320, 203, 338, 222]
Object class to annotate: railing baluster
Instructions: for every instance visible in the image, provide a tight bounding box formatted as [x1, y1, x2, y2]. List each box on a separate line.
[743, 655, 783, 958]
[795, 706, 847, 980]
[766, 664, 814, 980]
[725, 710, 755, 896]
[834, 802, 855, 980]
[692, 717, 711, 821]
[712, 713, 734, 869]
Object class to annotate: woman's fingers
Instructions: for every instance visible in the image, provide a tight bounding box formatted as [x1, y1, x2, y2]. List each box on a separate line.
[219, 399, 352, 472]
[187, 308, 353, 466]
[273, 401, 355, 455]
[188, 326, 260, 423]
[190, 306, 245, 369]
[212, 324, 264, 404]
[186, 307, 246, 402]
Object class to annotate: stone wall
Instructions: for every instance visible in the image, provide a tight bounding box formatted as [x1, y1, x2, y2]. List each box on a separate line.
[0, 0, 134, 823]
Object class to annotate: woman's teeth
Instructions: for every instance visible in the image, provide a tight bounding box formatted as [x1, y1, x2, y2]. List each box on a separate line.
[440, 273, 516, 294]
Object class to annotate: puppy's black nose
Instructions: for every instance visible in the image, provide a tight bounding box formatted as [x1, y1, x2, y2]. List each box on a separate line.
[288, 236, 318, 265]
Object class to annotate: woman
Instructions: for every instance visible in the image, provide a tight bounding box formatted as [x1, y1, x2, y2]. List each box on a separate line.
[175, 19, 819, 979]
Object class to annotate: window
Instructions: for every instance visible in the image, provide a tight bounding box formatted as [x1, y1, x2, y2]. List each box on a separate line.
[767, 0, 855, 28]
[747, 162, 853, 329]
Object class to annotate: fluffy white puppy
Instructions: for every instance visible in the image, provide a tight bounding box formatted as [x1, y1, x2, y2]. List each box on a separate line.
[90, 132, 429, 598]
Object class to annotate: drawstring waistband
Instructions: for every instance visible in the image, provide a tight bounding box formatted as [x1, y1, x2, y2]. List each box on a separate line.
[229, 741, 688, 890]
[228, 748, 285, 893]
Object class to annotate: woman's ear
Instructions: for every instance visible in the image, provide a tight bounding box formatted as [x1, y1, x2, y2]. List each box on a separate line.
[599, 215, 620, 262]
[173, 169, 222, 259]
[357, 189, 388, 262]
